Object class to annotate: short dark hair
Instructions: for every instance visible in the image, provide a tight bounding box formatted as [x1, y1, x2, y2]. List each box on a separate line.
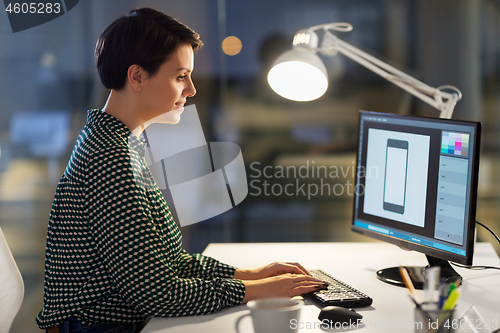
[95, 8, 203, 90]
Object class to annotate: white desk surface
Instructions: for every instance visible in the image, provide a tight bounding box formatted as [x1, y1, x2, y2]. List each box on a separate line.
[143, 242, 500, 333]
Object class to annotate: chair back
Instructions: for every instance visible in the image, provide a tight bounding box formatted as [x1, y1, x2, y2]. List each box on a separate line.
[0, 228, 24, 333]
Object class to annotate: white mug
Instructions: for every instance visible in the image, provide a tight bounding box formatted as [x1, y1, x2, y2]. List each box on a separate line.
[236, 297, 303, 333]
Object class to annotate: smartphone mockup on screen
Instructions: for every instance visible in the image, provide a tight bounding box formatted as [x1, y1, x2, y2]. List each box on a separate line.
[383, 139, 409, 214]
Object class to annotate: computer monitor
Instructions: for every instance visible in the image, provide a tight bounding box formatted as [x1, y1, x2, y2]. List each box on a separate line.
[351, 110, 481, 289]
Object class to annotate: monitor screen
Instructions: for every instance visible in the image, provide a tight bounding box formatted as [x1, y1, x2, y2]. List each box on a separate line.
[351, 111, 481, 287]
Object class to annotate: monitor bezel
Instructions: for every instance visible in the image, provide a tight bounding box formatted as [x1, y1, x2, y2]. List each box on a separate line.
[351, 110, 481, 266]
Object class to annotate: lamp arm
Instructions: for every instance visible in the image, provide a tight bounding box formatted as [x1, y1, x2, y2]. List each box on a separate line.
[312, 28, 461, 119]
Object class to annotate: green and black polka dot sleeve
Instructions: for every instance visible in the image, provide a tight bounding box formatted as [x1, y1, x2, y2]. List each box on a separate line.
[36, 110, 245, 329]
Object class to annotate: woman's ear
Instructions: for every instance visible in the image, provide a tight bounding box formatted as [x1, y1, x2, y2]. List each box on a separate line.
[127, 64, 145, 92]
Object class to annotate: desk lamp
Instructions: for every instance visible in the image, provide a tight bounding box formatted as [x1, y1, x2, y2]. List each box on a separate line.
[267, 23, 462, 119]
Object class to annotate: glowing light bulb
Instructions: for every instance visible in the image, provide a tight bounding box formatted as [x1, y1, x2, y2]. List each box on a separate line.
[268, 49, 328, 102]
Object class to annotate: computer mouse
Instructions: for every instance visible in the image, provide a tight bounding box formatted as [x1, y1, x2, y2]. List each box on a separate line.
[318, 306, 363, 324]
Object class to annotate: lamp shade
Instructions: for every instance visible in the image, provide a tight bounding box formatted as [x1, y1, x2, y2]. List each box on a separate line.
[267, 48, 328, 102]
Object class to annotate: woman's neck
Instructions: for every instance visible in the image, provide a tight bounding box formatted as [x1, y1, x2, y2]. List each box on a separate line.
[102, 89, 145, 137]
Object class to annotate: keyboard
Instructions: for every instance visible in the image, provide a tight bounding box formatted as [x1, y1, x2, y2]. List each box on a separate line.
[304, 269, 373, 308]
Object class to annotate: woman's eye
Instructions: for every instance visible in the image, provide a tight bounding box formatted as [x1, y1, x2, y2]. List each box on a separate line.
[178, 75, 187, 81]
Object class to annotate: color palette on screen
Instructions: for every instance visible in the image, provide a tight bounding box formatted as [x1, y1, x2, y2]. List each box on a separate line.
[441, 132, 469, 156]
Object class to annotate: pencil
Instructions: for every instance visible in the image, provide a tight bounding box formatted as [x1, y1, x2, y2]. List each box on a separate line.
[399, 266, 422, 304]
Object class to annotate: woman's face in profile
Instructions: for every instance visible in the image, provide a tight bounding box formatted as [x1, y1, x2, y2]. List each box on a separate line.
[140, 43, 196, 124]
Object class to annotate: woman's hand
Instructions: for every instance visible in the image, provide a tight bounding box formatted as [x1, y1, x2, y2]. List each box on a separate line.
[234, 262, 310, 280]
[241, 274, 326, 302]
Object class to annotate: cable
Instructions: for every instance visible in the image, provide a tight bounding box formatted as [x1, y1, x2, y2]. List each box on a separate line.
[476, 221, 500, 244]
[449, 221, 500, 271]
[450, 262, 500, 271]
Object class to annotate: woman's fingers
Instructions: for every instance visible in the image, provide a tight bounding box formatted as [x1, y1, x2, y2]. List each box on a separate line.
[290, 284, 326, 296]
[270, 262, 312, 276]
[235, 262, 314, 280]
[285, 262, 311, 276]
[241, 273, 328, 302]
[291, 275, 325, 286]
[281, 274, 326, 289]
[281, 275, 326, 297]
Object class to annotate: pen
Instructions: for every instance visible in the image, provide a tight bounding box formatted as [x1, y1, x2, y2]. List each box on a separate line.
[399, 266, 422, 304]
[438, 279, 447, 309]
[431, 289, 460, 333]
[429, 289, 460, 333]
[448, 280, 458, 297]
[442, 289, 460, 310]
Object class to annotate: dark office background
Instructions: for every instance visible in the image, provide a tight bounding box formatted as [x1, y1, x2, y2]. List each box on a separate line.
[1, 0, 499, 332]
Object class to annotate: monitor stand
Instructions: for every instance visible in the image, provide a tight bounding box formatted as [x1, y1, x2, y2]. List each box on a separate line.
[376, 255, 462, 290]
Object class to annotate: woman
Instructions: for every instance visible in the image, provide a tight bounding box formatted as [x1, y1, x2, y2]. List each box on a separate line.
[36, 8, 325, 333]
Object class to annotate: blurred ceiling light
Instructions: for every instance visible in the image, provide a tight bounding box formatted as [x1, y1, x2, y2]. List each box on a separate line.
[222, 36, 242, 56]
[268, 23, 462, 118]
[40, 52, 57, 67]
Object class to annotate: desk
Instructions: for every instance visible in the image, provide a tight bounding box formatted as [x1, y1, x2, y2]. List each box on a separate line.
[143, 242, 500, 332]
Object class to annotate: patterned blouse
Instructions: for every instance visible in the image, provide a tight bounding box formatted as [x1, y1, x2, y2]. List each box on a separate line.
[36, 109, 245, 329]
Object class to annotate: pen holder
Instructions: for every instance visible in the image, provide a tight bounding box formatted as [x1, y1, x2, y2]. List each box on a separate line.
[414, 305, 456, 333]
